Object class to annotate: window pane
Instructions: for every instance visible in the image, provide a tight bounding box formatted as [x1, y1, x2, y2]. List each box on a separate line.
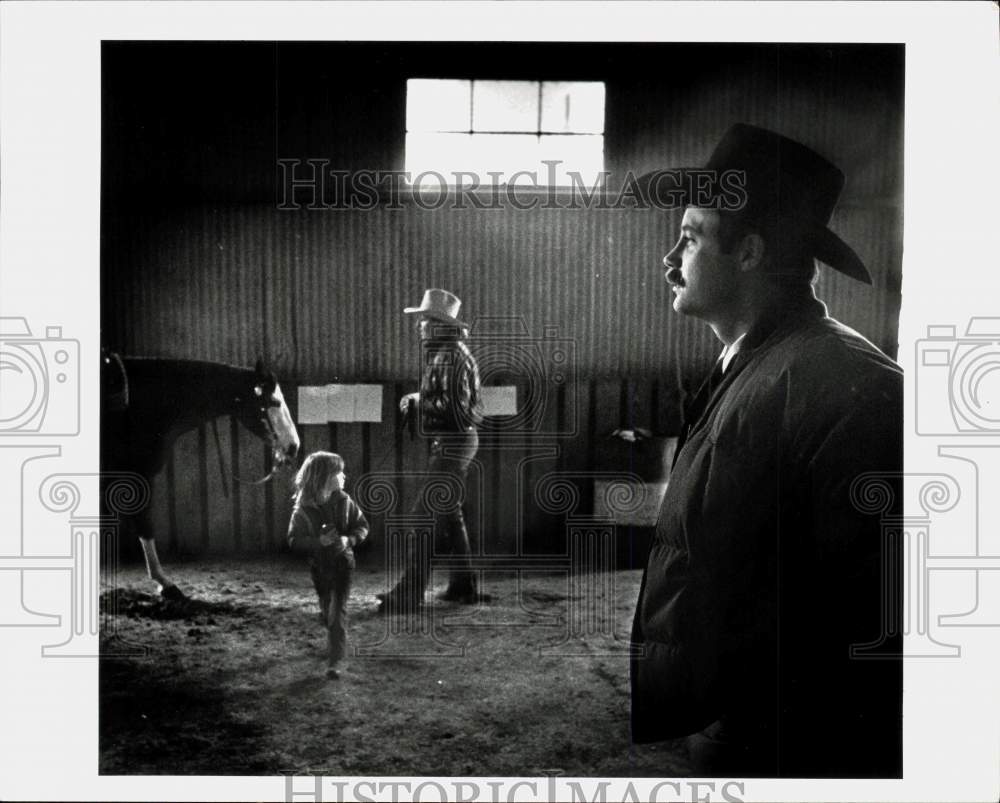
[539, 134, 605, 187]
[466, 134, 540, 185]
[406, 133, 545, 187]
[472, 80, 539, 133]
[406, 79, 471, 132]
[540, 82, 605, 134]
[405, 132, 475, 186]
[404, 79, 606, 187]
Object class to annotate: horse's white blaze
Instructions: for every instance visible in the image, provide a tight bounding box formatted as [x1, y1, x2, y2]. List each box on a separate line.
[267, 382, 299, 464]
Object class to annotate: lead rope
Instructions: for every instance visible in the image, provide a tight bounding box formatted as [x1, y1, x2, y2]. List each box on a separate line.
[213, 398, 408, 496]
[234, 463, 281, 486]
[210, 417, 282, 497]
[210, 417, 231, 499]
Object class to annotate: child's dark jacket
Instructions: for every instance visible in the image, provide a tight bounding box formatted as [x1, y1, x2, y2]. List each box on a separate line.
[287, 490, 369, 557]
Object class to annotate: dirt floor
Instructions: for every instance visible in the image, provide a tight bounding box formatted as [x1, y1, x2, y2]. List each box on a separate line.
[99, 556, 689, 777]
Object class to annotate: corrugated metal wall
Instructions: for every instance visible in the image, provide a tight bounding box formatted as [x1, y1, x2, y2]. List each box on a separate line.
[102, 202, 901, 382]
[102, 41, 904, 557]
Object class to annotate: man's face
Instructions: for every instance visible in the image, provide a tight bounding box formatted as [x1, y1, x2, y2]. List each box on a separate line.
[662, 208, 742, 322]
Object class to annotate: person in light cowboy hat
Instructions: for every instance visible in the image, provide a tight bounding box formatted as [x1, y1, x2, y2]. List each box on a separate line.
[629, 124, 903, 777]
[378, 289, 484, 611]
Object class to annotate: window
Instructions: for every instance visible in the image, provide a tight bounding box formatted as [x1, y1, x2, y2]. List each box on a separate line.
[405, 79, 605, 188]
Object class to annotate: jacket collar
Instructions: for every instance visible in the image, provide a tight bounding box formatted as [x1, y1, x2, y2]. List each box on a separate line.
[676, 287, 826, 460]
[741, 286, 827, 355]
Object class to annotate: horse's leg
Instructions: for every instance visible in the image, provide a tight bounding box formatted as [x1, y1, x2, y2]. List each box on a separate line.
[124, 484, 186, 600]
[138, 537, 187, 600]
[138, 537, 170, 589]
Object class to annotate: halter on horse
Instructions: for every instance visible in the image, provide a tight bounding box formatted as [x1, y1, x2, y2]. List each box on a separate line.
[101, 354, 301, 599]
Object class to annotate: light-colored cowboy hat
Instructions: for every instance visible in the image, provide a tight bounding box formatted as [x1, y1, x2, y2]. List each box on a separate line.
[403, 288, 468, 328]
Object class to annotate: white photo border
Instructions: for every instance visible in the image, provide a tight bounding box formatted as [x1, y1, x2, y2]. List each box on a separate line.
[1, 2, 998, 801]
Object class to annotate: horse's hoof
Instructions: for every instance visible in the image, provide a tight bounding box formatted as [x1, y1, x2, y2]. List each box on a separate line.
[160, 584, 188, 602]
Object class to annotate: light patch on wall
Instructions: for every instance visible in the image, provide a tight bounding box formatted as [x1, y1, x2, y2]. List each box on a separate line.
[297, 384, 383, 423]
[480, 385, 517, 416]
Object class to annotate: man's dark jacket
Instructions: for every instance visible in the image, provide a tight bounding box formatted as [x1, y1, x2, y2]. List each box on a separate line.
[631, 292, 903, 777]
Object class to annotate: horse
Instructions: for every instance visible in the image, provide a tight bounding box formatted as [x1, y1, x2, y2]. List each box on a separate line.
[101, 354, 300, 599]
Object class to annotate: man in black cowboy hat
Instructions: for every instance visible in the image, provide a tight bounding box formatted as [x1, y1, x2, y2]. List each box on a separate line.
[630, 125, 902, 777]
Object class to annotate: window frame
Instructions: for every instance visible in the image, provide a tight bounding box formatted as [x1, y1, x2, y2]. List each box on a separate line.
[404, 78, 607, 191]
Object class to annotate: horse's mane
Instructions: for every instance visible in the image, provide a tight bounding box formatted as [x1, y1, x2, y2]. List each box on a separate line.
[121, 356, 257, 376]
[119, 357, 267, 416]
[103, 355, 269, 475]
[120, 356, 272, 394]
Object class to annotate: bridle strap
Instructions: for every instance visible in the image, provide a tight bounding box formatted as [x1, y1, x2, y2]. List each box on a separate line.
[244, 395, 285, 485]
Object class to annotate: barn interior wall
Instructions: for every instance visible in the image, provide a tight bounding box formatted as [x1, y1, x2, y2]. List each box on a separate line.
[101, 42, 904, 556]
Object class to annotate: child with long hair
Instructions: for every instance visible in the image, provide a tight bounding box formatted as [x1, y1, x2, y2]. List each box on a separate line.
[287, 451, 368, 679]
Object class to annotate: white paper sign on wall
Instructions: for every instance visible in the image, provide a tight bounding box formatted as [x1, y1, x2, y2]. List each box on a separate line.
[297, 385, 383, 423]
[481, 386, 517, 416]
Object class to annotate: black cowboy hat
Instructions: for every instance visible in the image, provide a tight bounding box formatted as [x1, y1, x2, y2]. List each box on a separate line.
[638, 123, 871, 284]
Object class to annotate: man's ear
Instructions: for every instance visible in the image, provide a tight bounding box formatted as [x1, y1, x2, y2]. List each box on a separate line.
[738, 233, 766, 272]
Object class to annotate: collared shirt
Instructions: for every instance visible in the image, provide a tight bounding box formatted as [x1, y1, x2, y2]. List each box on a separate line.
[419, 339, 482, 432]
[720, 332, 747, 373]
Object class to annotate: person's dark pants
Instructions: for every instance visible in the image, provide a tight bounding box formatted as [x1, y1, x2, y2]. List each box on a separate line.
[391, 429, 478, 602]
[311, 547, 355, 667]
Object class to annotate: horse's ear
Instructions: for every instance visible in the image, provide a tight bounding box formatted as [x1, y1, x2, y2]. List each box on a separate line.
[254, 357, 265, 376]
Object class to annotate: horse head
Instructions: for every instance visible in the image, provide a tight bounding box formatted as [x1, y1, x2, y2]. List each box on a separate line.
[237, 358, 300, 468]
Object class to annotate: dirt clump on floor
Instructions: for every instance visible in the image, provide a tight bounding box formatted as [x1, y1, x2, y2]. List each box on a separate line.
[100, 557, 688, 776]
